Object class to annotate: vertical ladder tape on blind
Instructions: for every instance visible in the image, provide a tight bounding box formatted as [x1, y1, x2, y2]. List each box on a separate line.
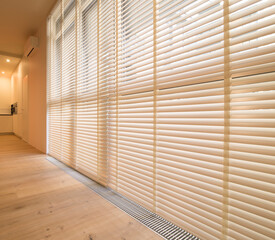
[73, 0, 79, 169]
[115, 0, 119, 192]
[153, 0, 157, 213]
[222, 0, 230, 239]
[61, 0, 64, 165]
[96, 0, 100, 184]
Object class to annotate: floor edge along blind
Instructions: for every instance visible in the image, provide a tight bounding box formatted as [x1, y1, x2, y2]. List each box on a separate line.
[47, 0, 275, 239]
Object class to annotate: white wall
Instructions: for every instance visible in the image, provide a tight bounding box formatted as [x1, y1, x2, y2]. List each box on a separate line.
[0, 77, 12, 133]
[0, 77, 11, 114]
[28, 19, 47, 153]
[10, 19, 47, 152]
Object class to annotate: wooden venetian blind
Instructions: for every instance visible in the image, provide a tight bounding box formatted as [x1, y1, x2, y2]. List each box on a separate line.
[111, 0, 155, 211]
[75, 0, 100, 182]
[48, 0, 275, 239]
[107, 0, 275, 239]
[48, 0, 115, 185]
[75, 0, 116, 185]
[227, 0, 275, 239]
[155, 0, 225, 239]
[48, 0, 76, 168]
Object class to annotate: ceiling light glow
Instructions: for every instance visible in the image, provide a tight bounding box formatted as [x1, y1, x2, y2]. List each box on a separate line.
[2, 71, 5, 74]
[6, 59, 10, 62]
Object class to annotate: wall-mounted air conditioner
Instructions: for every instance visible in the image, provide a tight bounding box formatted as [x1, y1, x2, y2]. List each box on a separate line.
[24, 36, 39, 57]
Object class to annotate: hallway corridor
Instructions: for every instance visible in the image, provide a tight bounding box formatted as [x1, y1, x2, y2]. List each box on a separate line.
[0, 135, 161, 240]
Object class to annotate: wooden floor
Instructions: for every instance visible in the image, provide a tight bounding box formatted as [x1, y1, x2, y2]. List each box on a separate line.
[0, 135, 161, 240]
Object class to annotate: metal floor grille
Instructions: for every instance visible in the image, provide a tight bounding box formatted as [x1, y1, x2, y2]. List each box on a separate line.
[47, 156, 199, 240]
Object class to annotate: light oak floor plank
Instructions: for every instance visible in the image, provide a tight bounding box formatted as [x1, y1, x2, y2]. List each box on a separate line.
[0, 135, 161, 240]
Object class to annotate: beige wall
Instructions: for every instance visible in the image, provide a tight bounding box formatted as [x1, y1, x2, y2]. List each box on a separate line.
[11, 19, 47, 152]
[28, 19, 47, 153]
[0, 116, 13, 133]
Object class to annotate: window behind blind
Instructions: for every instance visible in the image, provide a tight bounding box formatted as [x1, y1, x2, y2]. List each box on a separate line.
[227, 1, 275, 239]
[48, 0, 115, 185]
[47, 0, 275, 239]
[155, 1, 225, 238]
[113, 0, 155, 211]
[76, 0, 100, 182]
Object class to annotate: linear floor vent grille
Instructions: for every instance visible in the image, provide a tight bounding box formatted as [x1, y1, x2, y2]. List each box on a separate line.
[47, 156, 199, 240]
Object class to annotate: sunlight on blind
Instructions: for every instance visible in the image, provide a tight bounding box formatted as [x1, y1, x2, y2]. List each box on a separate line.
[47, 0, 275, 239]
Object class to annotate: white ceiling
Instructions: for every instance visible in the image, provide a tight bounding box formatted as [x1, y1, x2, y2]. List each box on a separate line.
[0, 0, 57, 57]
[0, 55, 21, 78]
[0, 0, 57, 78]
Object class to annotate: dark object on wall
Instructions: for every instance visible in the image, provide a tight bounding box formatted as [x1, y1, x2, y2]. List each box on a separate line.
[11, 103, 18, 115]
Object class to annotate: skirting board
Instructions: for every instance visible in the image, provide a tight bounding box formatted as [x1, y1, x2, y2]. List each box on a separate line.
[0, 132, 14, 136]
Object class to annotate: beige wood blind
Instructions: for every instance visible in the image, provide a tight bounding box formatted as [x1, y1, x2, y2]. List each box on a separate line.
[227, 0, 275, 239]
[75, 0, 100, 182]
[48, 0, 76, 167]
[48, 0, 115, 185]
[106, 0, 275, 239]
[47, 0, 275, 239]
[155, 1, 225, 238]
[112, 0, 155, 211]
[75, 0, 116, 185]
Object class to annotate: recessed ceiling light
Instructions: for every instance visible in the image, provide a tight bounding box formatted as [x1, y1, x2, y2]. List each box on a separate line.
[2, 71, 5, 74]
[6, 59, 10, 62]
